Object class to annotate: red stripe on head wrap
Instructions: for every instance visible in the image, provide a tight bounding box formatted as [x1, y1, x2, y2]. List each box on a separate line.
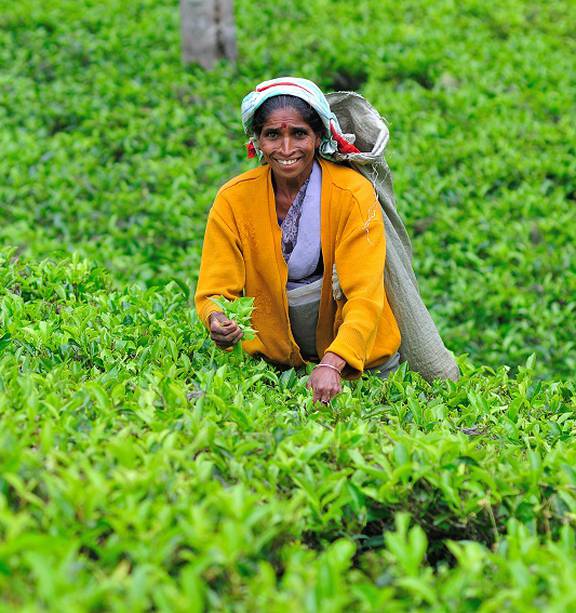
[255, 82, 314, 95]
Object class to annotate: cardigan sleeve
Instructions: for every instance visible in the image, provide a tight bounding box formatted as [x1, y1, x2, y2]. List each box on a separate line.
[194, 193, 246, 327]
[325, 184, 388, 373]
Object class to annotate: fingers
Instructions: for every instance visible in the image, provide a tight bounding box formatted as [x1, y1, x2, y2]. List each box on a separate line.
[314, 386, 340, 404]
[308, 368, 342, 404]
[209, 313, 243, 348]
[211, 323, 242, 343]
[212, 329, 243, 348]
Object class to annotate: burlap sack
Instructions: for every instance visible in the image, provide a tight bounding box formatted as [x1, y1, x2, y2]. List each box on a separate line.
[327, 91, 460, 382]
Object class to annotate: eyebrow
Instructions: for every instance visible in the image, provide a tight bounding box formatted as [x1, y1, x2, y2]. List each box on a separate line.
[263, 124, 310, 132]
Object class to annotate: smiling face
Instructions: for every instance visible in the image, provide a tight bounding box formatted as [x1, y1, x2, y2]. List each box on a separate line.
[256, 107, 321, 185]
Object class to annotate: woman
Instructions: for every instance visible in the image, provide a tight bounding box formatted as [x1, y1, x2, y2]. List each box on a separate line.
[195, 77, 401, 403]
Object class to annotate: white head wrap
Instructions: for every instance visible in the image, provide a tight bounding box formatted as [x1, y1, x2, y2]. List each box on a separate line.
[240, 77, 359, 160]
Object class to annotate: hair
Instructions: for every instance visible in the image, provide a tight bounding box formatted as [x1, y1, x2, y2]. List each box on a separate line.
[251, 95, 325, 137]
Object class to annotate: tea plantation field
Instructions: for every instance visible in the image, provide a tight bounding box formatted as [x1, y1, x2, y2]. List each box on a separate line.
[1, 0, 575, 610]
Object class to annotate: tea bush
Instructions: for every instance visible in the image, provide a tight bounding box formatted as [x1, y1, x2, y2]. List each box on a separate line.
[1, 0, 575, 609]
[0, 251, 575, 610]
[2, 0, 575, 377]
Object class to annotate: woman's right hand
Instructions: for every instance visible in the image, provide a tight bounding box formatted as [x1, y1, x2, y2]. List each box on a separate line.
[209, 312, 243, 349]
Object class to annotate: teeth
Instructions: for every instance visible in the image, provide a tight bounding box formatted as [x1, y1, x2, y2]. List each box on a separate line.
[278, 159, 299, 166]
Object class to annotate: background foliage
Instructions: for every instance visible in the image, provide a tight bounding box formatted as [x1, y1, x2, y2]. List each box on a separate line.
[0, 0, 575, 609]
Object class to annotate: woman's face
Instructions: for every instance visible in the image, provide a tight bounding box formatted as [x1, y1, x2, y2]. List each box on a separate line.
[257, 107, 321, 184]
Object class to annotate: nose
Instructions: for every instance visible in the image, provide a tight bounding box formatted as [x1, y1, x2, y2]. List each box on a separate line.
[280, 136, 293, 155]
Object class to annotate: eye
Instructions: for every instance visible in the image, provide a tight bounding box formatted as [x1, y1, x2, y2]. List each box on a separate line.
[263, 129, 278, 138]
[294, 129, 308, 137]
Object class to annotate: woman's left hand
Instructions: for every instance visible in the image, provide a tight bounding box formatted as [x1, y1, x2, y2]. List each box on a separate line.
[307, 352, 347, 404]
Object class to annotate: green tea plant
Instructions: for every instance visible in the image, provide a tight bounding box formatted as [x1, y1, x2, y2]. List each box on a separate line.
[0, 252, 575, 609]
[1, 0, 576, 608]
[1, 0, 574, 377]
[209, 295, 257, 357]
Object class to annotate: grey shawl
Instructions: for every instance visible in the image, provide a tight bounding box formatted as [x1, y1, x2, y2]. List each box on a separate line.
[326, 91, 460, 382]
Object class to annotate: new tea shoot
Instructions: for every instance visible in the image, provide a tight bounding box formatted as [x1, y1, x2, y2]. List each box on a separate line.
[210, 295, 257, 357]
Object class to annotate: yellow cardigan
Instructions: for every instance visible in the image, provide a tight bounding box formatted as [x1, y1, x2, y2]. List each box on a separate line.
[195, 158, 401, 374]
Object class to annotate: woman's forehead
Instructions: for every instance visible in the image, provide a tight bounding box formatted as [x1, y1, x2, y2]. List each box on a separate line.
[262, 107, 309, 128]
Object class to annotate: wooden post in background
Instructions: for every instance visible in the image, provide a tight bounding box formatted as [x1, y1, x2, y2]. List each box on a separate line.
[180, 0, 237, 70]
